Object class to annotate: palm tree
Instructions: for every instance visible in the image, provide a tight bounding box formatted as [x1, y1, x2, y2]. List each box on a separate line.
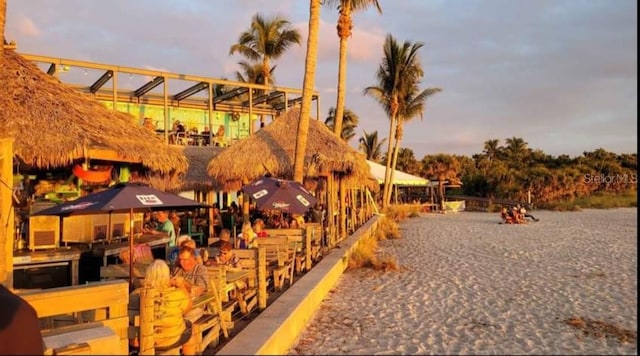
[421, 154, 461, 210]
[325, 0, 382, 138]
[364, 34, 438, 207]
[325, 107, 359, 142]
[293, 0, 321, 183]
[358, 130, 386, 161]
[395, 148, 420, 175]
[229, 13, 301, 87]
[387, 83, 441, 205]
[234, 60, 274, 85]
[483, 139, 501, 161]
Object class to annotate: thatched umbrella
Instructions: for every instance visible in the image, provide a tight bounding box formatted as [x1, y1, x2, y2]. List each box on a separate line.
[206, 108, 372, 191]
[0, 49, 188, 188]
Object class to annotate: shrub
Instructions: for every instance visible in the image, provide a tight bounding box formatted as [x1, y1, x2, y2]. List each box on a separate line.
[374, 216, 401, 240]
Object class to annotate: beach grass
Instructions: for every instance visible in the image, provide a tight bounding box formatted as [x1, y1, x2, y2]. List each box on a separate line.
[541, 189, 637, 211]
[348, 215, 399, 271]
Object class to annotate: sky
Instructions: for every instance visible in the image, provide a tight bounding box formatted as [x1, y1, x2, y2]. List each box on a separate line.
[5, 0, 638, 159]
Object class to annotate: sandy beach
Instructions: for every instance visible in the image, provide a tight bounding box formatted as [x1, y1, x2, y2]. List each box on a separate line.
[288, 208, 638, 355]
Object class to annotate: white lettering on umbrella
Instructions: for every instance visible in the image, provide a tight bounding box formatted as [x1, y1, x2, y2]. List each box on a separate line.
[253, 189, 268, 199]
[296, 195, 310, 207]
[272, 201, 290, 209]
[136, 195, 164, 205]
[61, 201, 97, 211]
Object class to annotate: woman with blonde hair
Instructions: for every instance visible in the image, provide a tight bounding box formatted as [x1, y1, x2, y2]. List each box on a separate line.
[129, 259, 194, 354]
[238, 221, 257, 249]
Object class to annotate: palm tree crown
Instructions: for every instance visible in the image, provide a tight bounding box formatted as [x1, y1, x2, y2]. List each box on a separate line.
[359, 130, 387, 162]
[325, 107, 359, 142]
[229, 13, 301, 87]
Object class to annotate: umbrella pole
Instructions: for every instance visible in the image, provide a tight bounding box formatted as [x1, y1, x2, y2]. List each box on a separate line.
[129, 208, 134, 290]
[107, 213, 112, 244]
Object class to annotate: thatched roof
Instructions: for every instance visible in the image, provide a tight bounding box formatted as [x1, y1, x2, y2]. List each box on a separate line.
[206, 108, 374, 191]
[173, 146, 223, 192]
[0, 50, 188, 183]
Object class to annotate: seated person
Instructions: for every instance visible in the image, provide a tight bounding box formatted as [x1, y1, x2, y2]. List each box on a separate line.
[169, 237, 201, 267]
[143, 210, 177, 251]
[213, 241, 241, 271]
[209, 228, 231, 256]
[238, 221, 257, 249]
[170, 246, 209, 353]
[129, 259, 193, 353]
[500, 207, 514, 224]
[519, 205, 539, 222]
[253, 219, 268, 238]
[509, 206, 526, 224]
[199, 248, 210, 266]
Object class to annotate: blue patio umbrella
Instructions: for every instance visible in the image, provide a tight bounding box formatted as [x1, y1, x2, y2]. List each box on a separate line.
[241, 177, 317, 215]
[33, 182, 208, 288]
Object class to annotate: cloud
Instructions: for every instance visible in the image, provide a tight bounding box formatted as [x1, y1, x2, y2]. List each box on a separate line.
[5, 0, 637, 159]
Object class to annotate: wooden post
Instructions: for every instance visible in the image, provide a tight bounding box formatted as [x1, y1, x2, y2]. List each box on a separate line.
[304, 227, 312, 271]
[257, 246, 268, 310]
[339, 177, 346, 241]
[0, 138, 14, 288]
[327, 173, 335, 247]
[138, 286, 155, 355]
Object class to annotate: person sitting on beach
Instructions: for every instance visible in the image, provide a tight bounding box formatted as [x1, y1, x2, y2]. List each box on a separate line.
[510, 206, 526, 224]
[128, 259, 193, 354]
[500, 207, 514, 224]
[518, 205, 539, 222]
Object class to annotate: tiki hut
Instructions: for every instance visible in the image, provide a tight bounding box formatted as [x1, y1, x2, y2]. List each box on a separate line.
[175, 146, 223, 193]
[207, 108, 376, 245]
[0, 49, 188, 189]
[206, 108, 372, 191]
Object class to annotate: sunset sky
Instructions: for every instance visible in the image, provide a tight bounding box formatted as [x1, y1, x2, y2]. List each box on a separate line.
[5, 0, 637, 158]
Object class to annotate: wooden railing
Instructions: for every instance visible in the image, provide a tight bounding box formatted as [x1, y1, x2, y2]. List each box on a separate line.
[19, 280, 130, 355]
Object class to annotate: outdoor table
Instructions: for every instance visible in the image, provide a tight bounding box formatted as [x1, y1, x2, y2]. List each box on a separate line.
[226, 270, 249, 284]
[92, 234, 170, 266]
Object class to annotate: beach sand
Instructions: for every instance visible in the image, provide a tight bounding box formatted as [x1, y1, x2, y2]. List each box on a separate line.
[288, 208, 637, 355]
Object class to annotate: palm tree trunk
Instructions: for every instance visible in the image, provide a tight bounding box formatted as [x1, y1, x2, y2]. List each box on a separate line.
[293, 0, 320, 183]
[386, 120, 403, 205]
[382, 114, 396, 208]
[333, 6, 352, 138]
[262, 58, 271, 87]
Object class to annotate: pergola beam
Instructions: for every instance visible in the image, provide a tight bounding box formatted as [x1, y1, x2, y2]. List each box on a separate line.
[134, 76, 164, 98]
[173, 82, 209, 102]
[244, 91, 284, 106]
[89, 70, 114, 93]
[213, 87, 249, 104]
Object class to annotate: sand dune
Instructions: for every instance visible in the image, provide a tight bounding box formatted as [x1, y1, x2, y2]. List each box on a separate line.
[289, 208, 637, 355]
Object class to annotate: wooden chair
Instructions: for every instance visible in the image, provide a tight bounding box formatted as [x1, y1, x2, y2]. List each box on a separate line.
[186, 218, 206, 246]
[255, 237, 294, 291]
